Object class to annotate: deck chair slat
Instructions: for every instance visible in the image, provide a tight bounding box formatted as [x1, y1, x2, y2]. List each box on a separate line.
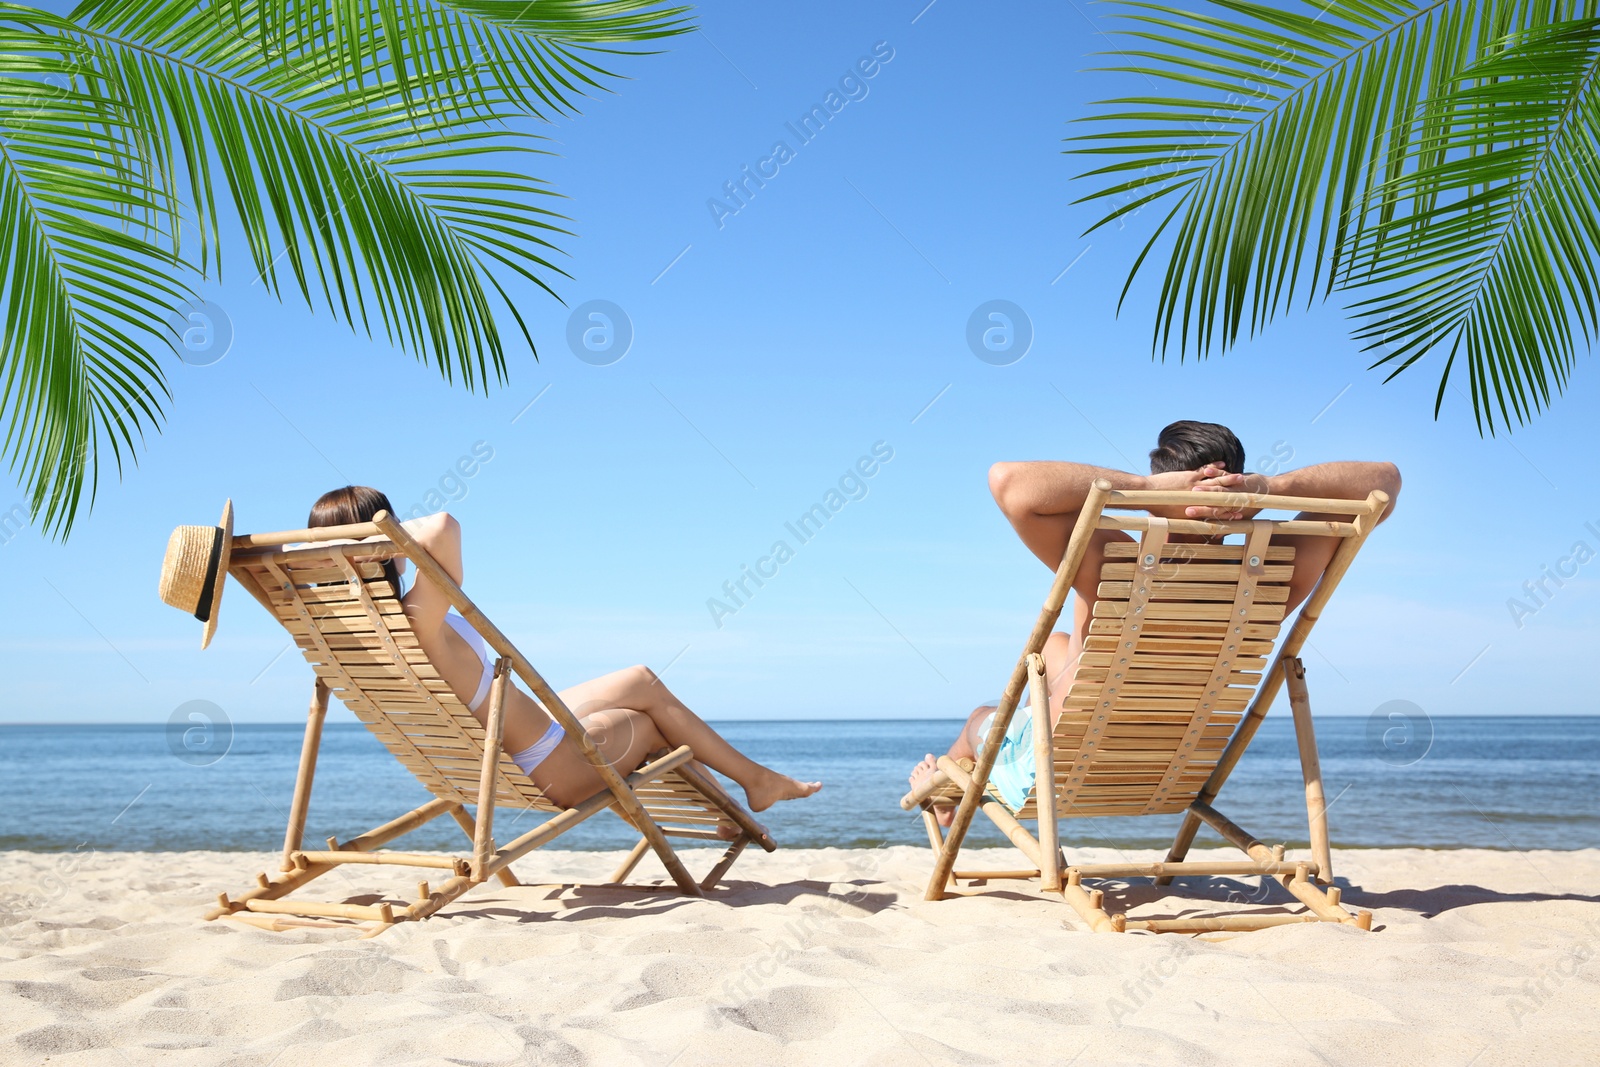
[1091, 600, 1287, 623]
[268, 581, 399, 603]
[1102, 541, 1296, 562]
[287, 599, 410, 620]
[1073, 667, 1262, 685]
[309, 648, 430, 665]
[1098, 562, 1294, 582]
[1066, 681, 1256, 700]
[1078, 651, 1270, 671]
[266, 562, 387, 583]
[1097, 580, 1291, 603]
[320, 663, 446, 682]
[1083, 623, 1281, 643]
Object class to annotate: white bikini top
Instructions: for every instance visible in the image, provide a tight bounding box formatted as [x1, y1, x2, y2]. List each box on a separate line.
[442, 612, 494, 712]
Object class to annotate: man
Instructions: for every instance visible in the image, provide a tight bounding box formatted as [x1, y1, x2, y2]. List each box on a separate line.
[909, 420, 1401, 822]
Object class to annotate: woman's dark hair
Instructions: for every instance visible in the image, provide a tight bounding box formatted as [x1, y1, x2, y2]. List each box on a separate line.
[1149, 421, 1247, 475]
[309, 486, 402, 593]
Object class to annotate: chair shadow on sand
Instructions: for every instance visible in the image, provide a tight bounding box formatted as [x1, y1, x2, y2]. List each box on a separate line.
[315, 870, 1600, 931]
[339, 877, 901, 926]
[916, 873, 1600, 932]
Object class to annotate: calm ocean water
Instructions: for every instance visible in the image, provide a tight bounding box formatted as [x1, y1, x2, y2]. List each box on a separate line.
[1, 717, 1596, 853]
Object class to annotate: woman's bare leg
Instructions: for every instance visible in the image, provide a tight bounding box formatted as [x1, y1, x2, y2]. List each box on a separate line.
[557, 666, 820, 812]
[521, 706, 739, 840]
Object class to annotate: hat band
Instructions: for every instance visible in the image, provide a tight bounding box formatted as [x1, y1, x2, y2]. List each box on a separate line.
[192, 528, 224, 623]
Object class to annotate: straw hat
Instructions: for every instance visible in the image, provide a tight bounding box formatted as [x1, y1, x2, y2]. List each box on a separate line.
[158, 500, 234, 649]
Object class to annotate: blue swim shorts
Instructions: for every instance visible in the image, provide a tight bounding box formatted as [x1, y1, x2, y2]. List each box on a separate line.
[976, 703, 1037, 810]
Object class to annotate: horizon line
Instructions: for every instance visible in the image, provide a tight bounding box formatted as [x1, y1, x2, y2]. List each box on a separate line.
[3, 712, 1598, 727]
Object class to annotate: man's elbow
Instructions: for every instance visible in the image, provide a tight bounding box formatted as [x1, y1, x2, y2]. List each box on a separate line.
[988, 463, 1021, 514]
[1374, 462, 1402, 518]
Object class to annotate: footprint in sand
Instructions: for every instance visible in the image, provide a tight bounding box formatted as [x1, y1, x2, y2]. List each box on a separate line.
[718, 985, 846, 1042]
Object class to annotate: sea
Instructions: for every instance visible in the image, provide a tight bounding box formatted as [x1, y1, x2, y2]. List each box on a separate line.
[1, 717, 1596, 853]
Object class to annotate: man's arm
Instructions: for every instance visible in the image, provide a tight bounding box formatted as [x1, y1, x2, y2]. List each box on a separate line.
[1265, 461, 1402, 520]
[988, 461, 1211, 569]
[1189, 461, 1402, 522]
[1191, 460, 1402, 610]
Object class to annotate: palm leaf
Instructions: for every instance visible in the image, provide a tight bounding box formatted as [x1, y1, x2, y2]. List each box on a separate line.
[0, 12, 189, 534]
[2, 0, 686, 536]
[1071, 0, 1599, 427]
[72, 0, 693, 119]
[1346, 16, 1600, 431]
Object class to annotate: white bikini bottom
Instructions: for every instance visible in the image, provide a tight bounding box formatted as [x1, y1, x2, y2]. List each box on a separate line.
[509, 720, 565, 776]
[441, 613, 565, 775]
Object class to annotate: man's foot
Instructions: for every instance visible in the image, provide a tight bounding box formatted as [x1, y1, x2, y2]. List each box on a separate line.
[910, 754, 954, 827]
[714, 819, 768, 842]
[745, 769, 822, 813]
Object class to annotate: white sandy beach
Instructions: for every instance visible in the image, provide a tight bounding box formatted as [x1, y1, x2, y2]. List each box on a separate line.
[2, 845, 1598, 1066]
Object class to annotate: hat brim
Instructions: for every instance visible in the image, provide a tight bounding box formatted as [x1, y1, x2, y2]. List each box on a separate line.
[200, 499, 233, 650]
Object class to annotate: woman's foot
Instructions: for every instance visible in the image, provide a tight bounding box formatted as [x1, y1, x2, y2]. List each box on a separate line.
[909, 754, 955, 827]
[745, 769, 822, 812]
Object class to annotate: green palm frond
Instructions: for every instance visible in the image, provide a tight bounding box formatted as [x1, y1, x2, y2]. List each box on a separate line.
[1072, 0, 1600, 429]
[1, 0, 688, 537]
[1, 13, 189, 533]
[72, 0, 693, 119]
[1346, 17, 1600, 431]
[79, 18, 563, 384]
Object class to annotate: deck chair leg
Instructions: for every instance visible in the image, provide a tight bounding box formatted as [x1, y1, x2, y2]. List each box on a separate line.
[920, 810, 960, 889]
[210, 797, 458, 921]
[280, 679, 330, 872]
[447, 806, 519, 888]
[609, 837, 652, 883]
[1061, 871, 1124, 933]
[928, 737, 1010, 898]
[938, 755, 1049, 872]
[1028, 654, 1061, 892]
[1190, 801, 1367, 927]
[640, 821, 704, 897]
[1155, 812, 1203, 887]
[1283, 657, 1333, 885]
[700, 835, 750, 890]
[471, 658, 512, 882]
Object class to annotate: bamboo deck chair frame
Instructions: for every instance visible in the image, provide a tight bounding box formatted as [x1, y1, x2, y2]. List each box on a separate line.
[901, 480, 1389, 934]
[207, 510, 774, 937]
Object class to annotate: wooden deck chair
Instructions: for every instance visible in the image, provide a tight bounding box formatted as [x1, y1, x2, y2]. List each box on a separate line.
[206, 510, 774, 936]
[901, 480, 1389, 934]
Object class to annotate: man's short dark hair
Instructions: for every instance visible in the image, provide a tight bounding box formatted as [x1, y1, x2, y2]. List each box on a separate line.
[1149, 420, 1246, 474]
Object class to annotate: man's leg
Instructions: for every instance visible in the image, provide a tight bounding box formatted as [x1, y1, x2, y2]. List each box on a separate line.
[1040, 630, 1081, 719]
[910, 703, 1000, 828]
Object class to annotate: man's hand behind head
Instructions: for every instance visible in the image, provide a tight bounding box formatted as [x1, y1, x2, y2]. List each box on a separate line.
[1144, 465, 1262, 521]
[1144, 469, 1211, 493]
[1185, 465, 1270, 520]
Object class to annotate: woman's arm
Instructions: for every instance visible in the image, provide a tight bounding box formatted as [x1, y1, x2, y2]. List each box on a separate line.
[398, 512, 462, 637]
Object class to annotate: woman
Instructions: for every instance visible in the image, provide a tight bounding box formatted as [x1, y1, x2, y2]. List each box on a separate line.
[309, 486, 822, 815]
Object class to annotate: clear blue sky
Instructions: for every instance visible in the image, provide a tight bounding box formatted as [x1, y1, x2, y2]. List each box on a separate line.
[3, 0, 1596, 724]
